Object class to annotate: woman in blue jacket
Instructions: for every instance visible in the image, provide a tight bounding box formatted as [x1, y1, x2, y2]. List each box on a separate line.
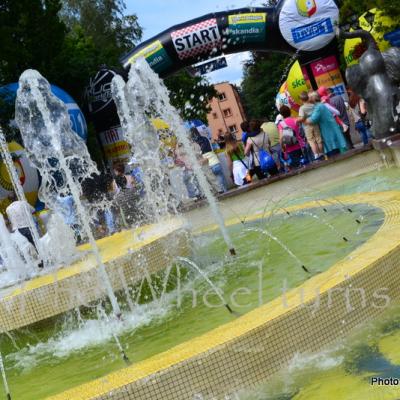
[306, 91, 347, 157]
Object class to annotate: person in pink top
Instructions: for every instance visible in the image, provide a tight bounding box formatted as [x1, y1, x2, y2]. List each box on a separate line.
[277, 105, 306, 169]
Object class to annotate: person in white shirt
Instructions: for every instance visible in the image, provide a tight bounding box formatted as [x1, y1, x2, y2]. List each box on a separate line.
[5, 193, 37, 249]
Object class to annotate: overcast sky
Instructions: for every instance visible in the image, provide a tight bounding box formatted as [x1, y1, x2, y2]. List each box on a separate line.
[125, 0, 267, 85]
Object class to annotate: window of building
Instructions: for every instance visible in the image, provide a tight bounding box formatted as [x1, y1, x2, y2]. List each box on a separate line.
[223, 108, 232, 117]
[212, 112, 218, 119]
[218, 92, 227, 101]
[228, 124, 238, 134]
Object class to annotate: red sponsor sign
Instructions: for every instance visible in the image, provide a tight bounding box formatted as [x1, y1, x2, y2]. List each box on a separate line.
[311, 55, 339, 77]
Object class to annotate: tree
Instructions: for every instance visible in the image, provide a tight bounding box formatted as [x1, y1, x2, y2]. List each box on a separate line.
[241, 52, 290, 120]
[51, 25, 104, 105]
[340, 0, 400, 25]
[0, 0, 67, 143]
[60, 0, 142, 65]
[0, 0, 66, 85]
[164, 71, 217, 122]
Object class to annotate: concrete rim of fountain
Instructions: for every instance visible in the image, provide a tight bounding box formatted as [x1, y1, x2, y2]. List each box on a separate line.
[47, 191, 400, 400]
[0, 217, 189, 333]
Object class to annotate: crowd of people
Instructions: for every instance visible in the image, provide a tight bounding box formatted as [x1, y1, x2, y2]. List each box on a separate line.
[0, 129, 229, 265]
[0, 86, 373, 268]
[223, 87, 372, 187]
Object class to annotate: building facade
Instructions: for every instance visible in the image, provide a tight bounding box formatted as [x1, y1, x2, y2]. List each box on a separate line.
[206, 82, 246, 141]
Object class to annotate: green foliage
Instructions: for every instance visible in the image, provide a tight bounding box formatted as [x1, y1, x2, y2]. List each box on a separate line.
[0, 0, 66, 85]
[0, 0, 142, 107]
[0, 0, 143, 156]
[340, 0, 400, 25]
[60, 0, 142, 65]
[164, 71, 217, 122]
[241, 53, 290, 120]
[51, 25, 103, 105]
[0, 0, 66, 143]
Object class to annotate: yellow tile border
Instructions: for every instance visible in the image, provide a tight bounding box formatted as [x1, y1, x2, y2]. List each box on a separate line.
[47, 191, 400, 400]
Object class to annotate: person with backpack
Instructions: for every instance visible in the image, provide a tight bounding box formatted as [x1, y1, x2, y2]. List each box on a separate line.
[278, 106, 307, 169]
[261, 120, 282, 171]
[244, 119, 278, 180]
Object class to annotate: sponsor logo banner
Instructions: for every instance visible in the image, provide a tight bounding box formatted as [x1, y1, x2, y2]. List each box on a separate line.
[279, 0, 339, 51]
[296, 0, 317, 18]
[227, 12, 267, 44]
[85, 69, 116, 114]
[128, 40, 173, 73]
[171, 18, 221, 60]
[194, 57, 228, 75]
[291, 18, 333, 44]
[99, 126, 130, 161]
[311, 55, 339, 76]
[311, 56, 346, 97]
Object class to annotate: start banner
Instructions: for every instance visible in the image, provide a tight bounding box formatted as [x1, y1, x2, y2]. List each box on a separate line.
[171, 18, 222, 60]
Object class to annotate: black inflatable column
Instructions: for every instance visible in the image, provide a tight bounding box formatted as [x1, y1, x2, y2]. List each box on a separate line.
[85, 68, 130, 167]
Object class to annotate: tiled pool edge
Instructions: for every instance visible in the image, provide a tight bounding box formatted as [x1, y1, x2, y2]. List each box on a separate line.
[48, 191, 400, 400]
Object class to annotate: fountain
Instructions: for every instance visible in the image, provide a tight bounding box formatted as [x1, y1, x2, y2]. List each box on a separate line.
[0, 121, 397, 400]
[1, 11, 400, 400]
[110, 75, 177, 223]
[15, 70, 122, 317]
[112, 58, 236, 256]
[0, 127, 45, 266]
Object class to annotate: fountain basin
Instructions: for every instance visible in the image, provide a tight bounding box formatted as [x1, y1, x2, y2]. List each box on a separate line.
[0, 218, 189, 332]
[47, 191, 400, 400]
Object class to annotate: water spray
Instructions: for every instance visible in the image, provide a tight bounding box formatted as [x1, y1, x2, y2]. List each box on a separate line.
[0, 352, 11, 400]
[176, 257, 239, 317]
[0, 126, 46, 268]
[122, 58, 237, 257]
[315, 197, 361, 225]
[15, 70, 122, 318]
[247, 227, 310, 274]
[98, 308, 130, 365]
[112, 332, 130, 365]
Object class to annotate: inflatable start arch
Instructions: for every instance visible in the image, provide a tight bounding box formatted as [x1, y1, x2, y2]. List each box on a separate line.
[121, 0, 340, 78]
[87, 0, 344, 165]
